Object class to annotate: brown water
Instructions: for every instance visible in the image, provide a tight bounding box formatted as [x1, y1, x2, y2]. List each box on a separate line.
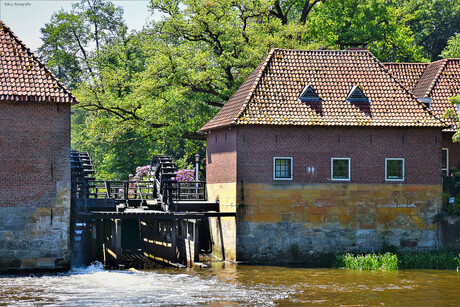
[0, 263, 459, 306]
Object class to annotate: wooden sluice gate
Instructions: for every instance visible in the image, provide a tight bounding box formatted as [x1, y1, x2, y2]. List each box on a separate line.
[71, 152, 234, 269]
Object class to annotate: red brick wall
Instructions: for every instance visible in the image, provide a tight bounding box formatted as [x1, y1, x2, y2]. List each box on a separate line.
[236, 125, 442, 184]
[442, 132, 460, 172]
[0, 102, 71, 207]
[206, 128, 238, 184]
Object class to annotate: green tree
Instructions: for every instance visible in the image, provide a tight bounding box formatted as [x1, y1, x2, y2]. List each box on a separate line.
[304, 0, 425, 62]
[441, 34, 460, 142]
[38, 0, 125, 88]
[441, 34, 460, 59]
[399, 0, 460, 61]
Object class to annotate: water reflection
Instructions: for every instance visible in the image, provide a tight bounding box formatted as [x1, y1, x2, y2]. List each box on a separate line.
[0, 264, 459, 306]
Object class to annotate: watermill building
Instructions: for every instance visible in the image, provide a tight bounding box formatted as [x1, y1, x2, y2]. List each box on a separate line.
[200, 48, 452, 262]
[0, 21, 77, 271]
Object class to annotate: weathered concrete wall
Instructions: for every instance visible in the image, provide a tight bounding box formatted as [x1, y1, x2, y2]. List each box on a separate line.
[237, 183, 441, 262]
[207, 183, 238, 261]
[0, 102, 71, 271]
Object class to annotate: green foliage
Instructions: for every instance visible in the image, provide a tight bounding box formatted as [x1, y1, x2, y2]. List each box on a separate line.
[441, 34, 460, 59]
[38, 0, 125, 89]
[336, 253, 398, 271]
[400, 0, 460, 61]
[305, 0, 425, 62]
[336, 250, 460, 270]
[398, 249, 460, 270]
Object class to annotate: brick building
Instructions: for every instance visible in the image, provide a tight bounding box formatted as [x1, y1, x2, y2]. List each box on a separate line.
[200, 49, 449, 262]
[0, 22, 77, 271]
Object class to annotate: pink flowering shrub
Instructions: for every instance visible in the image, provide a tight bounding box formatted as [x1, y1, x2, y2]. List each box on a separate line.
[175, 169, 195, 182]
[133, 165, 152, 181]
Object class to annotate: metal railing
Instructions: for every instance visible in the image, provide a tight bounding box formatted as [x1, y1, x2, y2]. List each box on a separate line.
[86, 180, 157, 200]
[161, 180, 207, 204]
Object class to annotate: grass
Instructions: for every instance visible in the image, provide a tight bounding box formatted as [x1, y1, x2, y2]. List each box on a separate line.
[335, 249, 460, 270]
[335, 253, 398, 271]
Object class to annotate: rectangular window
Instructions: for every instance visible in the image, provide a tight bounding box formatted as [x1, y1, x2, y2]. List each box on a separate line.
[442, 148, 449, 176]
[331, 158, 350, 180]
[385, 158, 404, 181]
[273, 157, 293, 180]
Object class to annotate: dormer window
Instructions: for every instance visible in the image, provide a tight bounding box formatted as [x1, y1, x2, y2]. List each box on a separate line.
[299, 85, 321, 102]
[419, 97, 432, 109]
[346, 85, 369, 103]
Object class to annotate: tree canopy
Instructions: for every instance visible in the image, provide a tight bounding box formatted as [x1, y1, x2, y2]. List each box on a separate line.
[38, 0, 460, 179]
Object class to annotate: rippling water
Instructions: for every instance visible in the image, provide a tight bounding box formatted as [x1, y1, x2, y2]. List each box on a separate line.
[1, 263, 459, 306]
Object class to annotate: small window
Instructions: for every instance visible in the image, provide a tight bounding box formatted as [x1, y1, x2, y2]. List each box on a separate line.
[442, 148, 449, 176]
[386, 158, 404, 181]
[273, 157, 293, 180]
[331, 158, 350, 180]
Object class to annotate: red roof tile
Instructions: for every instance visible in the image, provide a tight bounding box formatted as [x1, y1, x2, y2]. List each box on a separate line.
[412, 60, 447, 98]
[0, 21, 78, 104]
[426, 59, 460, 130]
[200, 49, 443, 132]
[384, 62, 428, 92]
[386, 59, 460, 131]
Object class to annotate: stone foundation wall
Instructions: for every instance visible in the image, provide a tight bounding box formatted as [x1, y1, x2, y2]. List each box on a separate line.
[236, 183, 441, 263]
[0, 181, 71, 271]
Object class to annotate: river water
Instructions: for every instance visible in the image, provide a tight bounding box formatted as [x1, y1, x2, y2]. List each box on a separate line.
[1, 263, 459, 306]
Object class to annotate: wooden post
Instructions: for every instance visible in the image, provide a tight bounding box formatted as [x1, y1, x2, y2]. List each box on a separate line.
[170, 221, 177, 263]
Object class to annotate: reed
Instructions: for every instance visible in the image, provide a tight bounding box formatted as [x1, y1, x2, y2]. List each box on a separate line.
[397, 249, 459, 270]
[336, 253, 398, 271]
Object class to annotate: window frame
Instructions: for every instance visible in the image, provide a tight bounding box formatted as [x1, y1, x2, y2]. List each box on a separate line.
[385, 158, 405, 181]
[273, 157, 293, 180]
[331, 158, 351, 181]
[442, 148, 449, 176]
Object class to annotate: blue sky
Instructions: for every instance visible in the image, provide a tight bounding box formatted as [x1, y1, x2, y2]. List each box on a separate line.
[1, 0, 155, 51]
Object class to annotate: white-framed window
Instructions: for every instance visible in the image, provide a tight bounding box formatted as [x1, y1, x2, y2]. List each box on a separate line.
[385, 158, 404, 181]
[442, 148, 449, 176]
[331, 158, 350, 181]
[273, 157, 293, 180]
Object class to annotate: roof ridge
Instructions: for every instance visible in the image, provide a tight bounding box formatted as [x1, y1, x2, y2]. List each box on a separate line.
[271, 48, 373, 55]
[232, 48, 277, 124]
[367, 50, 444, 125]
[424, 59, 448, 98]
[383, 62, 429, 65]
[0, 20, 78, 103]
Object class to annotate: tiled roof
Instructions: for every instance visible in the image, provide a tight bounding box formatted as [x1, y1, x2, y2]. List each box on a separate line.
[200, 55, 270, 132]
[384, 63, 428, 92]
[385, 59, 460, 131]
[412, 60, 447, 98]
[200, 49, 443, 132]
[0, 21, 78, 104]
[425, 59, 460, 130]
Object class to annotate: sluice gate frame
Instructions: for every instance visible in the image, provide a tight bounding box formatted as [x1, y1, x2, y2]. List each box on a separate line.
[71, 152, 233, 269]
